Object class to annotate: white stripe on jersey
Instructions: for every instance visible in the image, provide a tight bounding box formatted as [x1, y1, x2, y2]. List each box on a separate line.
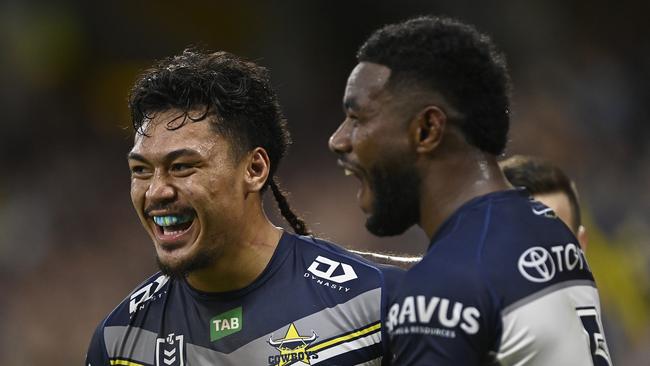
[497, 283, 611, 366]
[312, 330, 382, 365]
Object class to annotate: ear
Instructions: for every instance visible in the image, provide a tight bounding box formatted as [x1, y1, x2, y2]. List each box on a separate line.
[577, 225, 588, 252]
[244, 147, 271, 193]
[411, 106, 447, 154]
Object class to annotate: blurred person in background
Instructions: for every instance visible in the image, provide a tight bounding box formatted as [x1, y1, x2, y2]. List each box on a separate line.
[85, 49, 402, 366]
[329, 16, 611, 365]
[500, 155, 588, 250]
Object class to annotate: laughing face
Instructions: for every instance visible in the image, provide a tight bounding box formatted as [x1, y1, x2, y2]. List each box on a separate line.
[128, 109, 246, 277]
[329, 62, 421, 236]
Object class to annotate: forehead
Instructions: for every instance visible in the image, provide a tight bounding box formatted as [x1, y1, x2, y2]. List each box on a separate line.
[131, 110, 226, 157]
[344, 62, 392, 111]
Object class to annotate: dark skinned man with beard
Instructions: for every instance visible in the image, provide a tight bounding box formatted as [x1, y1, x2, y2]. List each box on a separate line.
[329, 16, 610, 365]
[85, 50, 402, 366]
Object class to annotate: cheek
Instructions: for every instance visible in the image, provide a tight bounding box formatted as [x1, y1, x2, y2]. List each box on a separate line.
[351, 128, 373, 159]
[190, 171, 242, 204]
[354, 129, 390, 167]
[130, 181, 146, 207]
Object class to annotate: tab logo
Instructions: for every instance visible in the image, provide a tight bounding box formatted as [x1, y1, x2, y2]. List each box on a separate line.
[210, 307, 243, 341]
[307, 256, 357, 284]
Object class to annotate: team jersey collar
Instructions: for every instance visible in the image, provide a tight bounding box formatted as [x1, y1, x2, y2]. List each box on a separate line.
[427, 188, 529, 251]
[180, 230, 295, 301]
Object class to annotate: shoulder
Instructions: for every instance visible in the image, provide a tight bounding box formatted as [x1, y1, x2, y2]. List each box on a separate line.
[100, 272, 171, 328]
[87, 272, 172, 362]
[478, 194, 595, 307]
[293, 234, 405, 288]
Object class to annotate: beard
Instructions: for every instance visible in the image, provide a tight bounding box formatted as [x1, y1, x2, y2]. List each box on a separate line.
[156, 246, 219, 279]
[365, 158, 421, 237]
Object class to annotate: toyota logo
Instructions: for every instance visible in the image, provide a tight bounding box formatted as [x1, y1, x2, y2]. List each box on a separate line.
[518, 246, 556, 283]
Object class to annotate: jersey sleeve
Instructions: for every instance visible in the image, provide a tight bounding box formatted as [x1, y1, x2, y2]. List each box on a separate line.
[496, 283, 610, 365]
[85, 321, 110, 366]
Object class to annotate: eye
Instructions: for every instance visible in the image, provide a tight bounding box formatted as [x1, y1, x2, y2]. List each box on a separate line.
[170, 162, 196, 176]
[171, 163, 192, 171]
[129, 164, 151, 178]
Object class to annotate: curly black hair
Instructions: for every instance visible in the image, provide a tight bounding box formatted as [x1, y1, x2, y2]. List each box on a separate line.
[129, 49, 310, 235]
[357, 16, 511, 155]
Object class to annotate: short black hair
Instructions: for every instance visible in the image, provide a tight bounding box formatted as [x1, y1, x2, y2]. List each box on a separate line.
[357, 16, 511, 155]
[500, 155, 581, 230]
[129, 49, 309, 235]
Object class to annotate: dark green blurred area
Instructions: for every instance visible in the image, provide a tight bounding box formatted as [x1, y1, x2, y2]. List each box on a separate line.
[0, 1, 648, 364]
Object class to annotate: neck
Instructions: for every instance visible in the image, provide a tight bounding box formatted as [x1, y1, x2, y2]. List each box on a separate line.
[418, 148, 511, 239]
[186, 204, 282, 293]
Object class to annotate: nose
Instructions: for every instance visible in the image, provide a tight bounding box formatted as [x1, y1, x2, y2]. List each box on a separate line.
[146, 171, 176, 203]
[328, 120, 352, 154]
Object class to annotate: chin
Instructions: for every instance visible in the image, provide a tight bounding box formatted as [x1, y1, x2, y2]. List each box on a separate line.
[365, 214, 413, 237]
[156, 247, 216, 278]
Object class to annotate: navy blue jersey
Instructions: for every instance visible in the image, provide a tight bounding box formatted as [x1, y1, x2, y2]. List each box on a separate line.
[386, 189, 610, 365]
[86, 232, 403, 366]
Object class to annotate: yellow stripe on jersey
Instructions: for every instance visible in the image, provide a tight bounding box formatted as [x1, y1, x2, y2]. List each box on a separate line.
[307, 322, 381, 353]
[110, 359, 144, 366]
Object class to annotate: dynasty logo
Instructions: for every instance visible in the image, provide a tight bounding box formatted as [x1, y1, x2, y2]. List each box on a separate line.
[129, 275, 169, 314]
[267, 323, 319, 366]
[304, 256, 357, 293]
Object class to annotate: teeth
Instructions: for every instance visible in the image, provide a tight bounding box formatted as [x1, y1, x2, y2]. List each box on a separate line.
[162, 228, 185, 235]
[153, 214, 192, 227]
[344, 169, 354, 176]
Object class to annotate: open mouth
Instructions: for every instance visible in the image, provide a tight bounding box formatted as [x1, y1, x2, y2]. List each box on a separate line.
[152, 213, 195, 238]
[337, 159, 371, 212]
[338, 159, 362, 179]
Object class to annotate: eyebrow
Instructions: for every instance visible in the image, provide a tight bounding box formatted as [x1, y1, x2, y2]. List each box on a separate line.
[127, 148, 202, 164]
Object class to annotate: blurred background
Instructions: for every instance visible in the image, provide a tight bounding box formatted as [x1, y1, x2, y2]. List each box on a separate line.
[1, 0, 648, 364]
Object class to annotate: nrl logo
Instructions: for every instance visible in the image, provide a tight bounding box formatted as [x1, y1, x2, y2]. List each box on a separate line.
[156, 333, 184, 366]
[267, 323, 319, 365]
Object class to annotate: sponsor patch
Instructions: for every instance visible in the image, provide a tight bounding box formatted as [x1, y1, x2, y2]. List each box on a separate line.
[518, 243, 588, 283]
[386, 295, 481, 337]
[304, 256, 357, 293]
[129, 275, 169, 314]
[307, 256, 358, 284]
[210, 307, 243, 341]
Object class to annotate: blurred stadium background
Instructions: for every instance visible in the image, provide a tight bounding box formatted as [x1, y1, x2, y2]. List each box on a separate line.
[0, 0, 648, 364]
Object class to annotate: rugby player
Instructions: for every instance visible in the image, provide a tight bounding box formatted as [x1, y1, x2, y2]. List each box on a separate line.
[329, 16, 610, 365]
[501, 154, 588, 251]
[85, 50, 402, 366]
